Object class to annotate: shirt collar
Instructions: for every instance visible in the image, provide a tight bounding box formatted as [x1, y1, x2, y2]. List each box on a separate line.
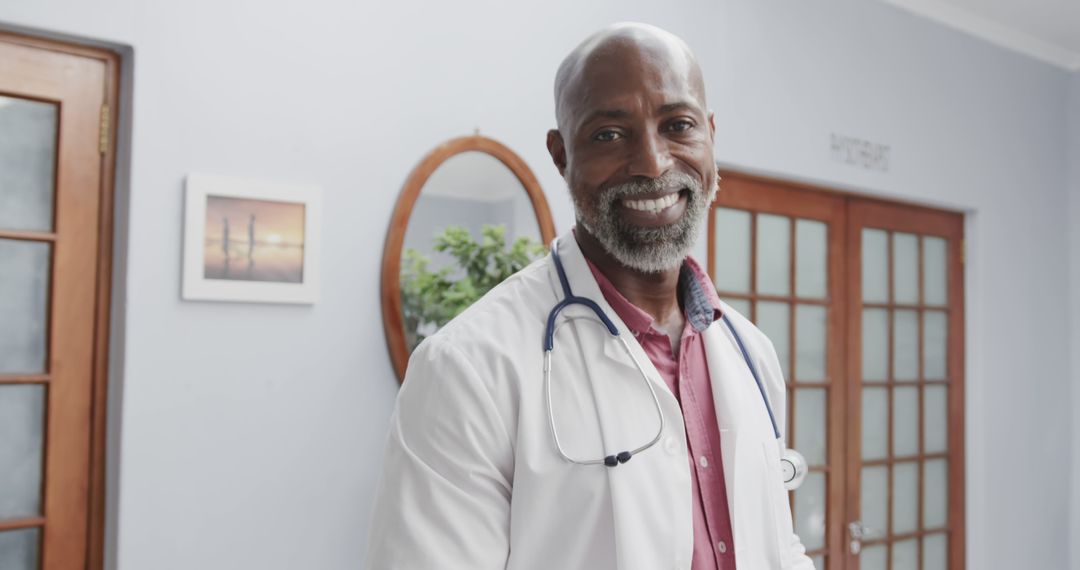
[584, 255, 724, 335]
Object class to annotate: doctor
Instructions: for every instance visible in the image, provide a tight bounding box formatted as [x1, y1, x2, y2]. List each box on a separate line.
[366, 23, 815, 570]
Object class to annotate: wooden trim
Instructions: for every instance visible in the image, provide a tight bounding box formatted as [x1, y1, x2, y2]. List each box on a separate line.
[947, 220, 966, 570]
[0, 30, 121, 63]
[0, 230, 58, 242]
[86, 48, 121, 570]
[860, 527, 951, 547]
[381, 135, 556, 382]
[844, 201, 864, 569]
[717, 168, 966, 218]
[0, 517, 47, 532]
[0, 375, 51, 385]
[717, 292, 830, 305]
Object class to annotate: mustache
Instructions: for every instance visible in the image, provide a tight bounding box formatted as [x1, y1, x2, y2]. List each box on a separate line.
[599, 171, 702, 201]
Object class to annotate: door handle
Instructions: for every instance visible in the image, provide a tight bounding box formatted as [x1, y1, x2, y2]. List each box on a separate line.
[848, 521, 882, 555]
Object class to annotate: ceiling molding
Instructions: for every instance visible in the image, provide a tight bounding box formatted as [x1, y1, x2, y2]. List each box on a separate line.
[880, 0, 1080, 71]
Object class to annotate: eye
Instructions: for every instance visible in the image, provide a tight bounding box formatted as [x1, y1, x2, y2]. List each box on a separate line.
[667, 119, 695, 133]
[592, 129, 623, 142]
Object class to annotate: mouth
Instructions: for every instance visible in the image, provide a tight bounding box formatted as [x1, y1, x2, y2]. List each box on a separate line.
[616, 189, 689, 226]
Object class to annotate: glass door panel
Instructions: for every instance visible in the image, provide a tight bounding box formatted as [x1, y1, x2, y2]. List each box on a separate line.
[0, 95, 57, 232]
[0, 386, 46, 519]
[0, 239, 51, 374]
[0, 95, 57, 569]
[849, 203, 963, 569]
[0, 528, 40, 570]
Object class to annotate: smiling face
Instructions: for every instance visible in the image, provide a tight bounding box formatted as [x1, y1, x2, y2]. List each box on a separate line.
[548, 25, 718, 273]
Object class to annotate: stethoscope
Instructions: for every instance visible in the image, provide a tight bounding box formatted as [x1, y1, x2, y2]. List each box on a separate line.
[543, 237, 808, 491]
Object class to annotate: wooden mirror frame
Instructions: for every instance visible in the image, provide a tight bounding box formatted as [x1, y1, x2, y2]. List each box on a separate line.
[381, 135, 557, 382]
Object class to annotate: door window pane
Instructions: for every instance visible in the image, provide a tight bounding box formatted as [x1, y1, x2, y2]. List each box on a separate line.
[892, 538, 918, 570]
[893, 310, 918, 380]
[923, 236, 947, 306]
[860, 466, 888, 533]
[0, 528, 39, 570]
[795, 388, 827, 466]
[893, 386, 919, 457]
[924, 533, 948, 570]
[862, 387, 888, 460]
[794, 471, 826, 551]
[893, 233, 918, 304]
[755, 301, 789, 379]
[0, 95, 57, 232]
[0, 239, 50, 374]
[862, 309, 888, 382]
[795, 304, 827, 381]
[795, 219, 827, 299]
[860, 544, 887, 570]
[924, 385, 948, 453]
[893, 462, 918, 533]
[713, 208, 751, 294]
[861, 229, 888, 302]
[924, 459, 949, 528]
[924, 311, 948, 380]
[0, 386, 45, 519]
[722, 297, 751, 318]
[756, 214, 790, 295]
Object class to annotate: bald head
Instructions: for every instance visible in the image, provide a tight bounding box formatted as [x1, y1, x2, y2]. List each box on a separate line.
[554, 23, 708, 135]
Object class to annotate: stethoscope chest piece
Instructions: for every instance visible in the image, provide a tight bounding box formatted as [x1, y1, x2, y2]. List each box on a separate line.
[780, 448, 808, 491]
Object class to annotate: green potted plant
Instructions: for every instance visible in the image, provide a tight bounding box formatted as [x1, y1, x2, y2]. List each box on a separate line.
[400, 224, 546, 351]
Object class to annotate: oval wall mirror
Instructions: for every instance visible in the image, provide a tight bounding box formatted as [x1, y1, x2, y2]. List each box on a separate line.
[381, 135, 556, 382]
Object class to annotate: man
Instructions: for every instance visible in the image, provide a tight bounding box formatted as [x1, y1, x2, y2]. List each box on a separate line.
[366, 23, 814, 570]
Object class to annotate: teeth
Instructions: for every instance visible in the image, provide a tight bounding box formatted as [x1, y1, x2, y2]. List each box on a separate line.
[624, 193, 679, 213]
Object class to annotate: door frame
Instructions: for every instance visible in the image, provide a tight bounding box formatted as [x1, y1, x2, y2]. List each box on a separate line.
[0, 29, 121, 570]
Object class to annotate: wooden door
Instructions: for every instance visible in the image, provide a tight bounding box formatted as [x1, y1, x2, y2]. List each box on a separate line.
[709, 172, 965, 569]
[0, 32, 118, 570]
[844, 201, 964, 570]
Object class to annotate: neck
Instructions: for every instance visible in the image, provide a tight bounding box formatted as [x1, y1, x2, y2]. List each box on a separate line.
[575, 226, 683, 328]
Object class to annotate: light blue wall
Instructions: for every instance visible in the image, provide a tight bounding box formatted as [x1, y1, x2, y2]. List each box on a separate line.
[1069, 70, 1080, 570]
[0, 1, 1074, 568]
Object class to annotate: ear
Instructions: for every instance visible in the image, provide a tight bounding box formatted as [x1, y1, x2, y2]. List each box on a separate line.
[546, 129, 567, 177]
[707, 110, 716, 140]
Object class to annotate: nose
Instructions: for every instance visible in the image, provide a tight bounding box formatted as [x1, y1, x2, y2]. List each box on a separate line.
[626, 131, 673, 179]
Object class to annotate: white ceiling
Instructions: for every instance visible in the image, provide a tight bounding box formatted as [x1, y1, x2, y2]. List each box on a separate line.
[879, 0, 1080, 70]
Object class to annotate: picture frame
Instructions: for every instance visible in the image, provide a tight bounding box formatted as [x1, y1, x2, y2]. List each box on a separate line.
[182, 173, 322, 304]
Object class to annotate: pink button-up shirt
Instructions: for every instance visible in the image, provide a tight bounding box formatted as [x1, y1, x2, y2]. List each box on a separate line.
[586, 256, 736, 570]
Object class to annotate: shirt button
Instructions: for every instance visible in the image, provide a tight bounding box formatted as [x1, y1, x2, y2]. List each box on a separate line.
[664, 437, 680, 456]
[699, 455, 709, 468]
[717, 540, 728, 554]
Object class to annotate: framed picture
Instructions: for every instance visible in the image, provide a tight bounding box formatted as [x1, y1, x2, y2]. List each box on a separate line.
[182, 174, 322, 303]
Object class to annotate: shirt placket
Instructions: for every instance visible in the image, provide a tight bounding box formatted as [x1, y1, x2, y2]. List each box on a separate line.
[678, 331, 725, 569]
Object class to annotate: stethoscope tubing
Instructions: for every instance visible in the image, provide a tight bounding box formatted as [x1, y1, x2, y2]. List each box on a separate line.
[544, 237, 786, 468]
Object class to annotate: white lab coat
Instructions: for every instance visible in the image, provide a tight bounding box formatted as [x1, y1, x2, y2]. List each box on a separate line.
[365, 232, 815, 570]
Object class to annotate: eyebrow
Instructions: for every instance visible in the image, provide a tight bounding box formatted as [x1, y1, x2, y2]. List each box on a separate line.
[578, 101, 701, 128]
[658, 101, 699, 114]
[579, 109, 631, 126]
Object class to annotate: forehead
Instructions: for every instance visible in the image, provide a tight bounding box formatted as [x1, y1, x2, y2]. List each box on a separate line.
[564, 39, 706, 129]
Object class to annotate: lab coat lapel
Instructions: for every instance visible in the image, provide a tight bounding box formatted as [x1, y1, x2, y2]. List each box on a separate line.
[703, 311, 783, 564]
[545, 234, 689, 569]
